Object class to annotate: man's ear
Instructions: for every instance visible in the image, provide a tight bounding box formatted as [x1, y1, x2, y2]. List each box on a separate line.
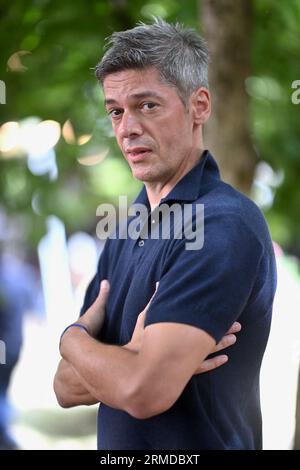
[190, 87, 211, 125]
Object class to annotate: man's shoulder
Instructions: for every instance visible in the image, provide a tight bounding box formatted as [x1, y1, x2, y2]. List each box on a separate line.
[200, 180, 268, 228]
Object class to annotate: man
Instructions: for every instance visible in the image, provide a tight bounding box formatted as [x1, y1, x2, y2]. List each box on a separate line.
[54, 18, 277, 450]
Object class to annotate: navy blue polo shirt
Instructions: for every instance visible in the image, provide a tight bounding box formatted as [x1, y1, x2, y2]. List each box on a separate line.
[80, 150, 277, 450]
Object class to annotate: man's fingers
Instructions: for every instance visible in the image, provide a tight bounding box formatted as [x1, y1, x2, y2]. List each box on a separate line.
[194, 355, 228, 375]
[225, 322, 241, 335]
[214, 334, 236, 353]
[136, 309, 146, 324]
[95, 279, 110, 307]
[211, 322, 240, 354]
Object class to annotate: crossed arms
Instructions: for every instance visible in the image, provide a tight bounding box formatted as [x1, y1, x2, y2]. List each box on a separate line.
[54, 281, 240, 419]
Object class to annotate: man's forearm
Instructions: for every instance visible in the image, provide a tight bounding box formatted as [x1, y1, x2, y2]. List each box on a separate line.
[60, 328, 140, 413]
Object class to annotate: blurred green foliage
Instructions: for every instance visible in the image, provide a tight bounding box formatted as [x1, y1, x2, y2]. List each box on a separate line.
[252, 0, 300, 253]
[0, 0, 299, 255]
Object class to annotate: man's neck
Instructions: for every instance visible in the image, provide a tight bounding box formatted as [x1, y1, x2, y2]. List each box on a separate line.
[145, 148, 204, 211]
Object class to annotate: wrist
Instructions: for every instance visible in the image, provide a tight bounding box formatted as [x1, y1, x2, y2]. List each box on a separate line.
[60, 327, 86, 358]
[77, 317, 102, 338]
[59, 323, 91, 354]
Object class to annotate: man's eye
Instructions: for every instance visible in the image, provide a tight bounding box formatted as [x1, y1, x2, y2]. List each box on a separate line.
[108, 109, 122, 118]
[142, 102, 157, 110]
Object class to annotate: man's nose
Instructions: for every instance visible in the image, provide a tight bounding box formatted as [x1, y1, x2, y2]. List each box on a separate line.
[118, 111, 143, 139]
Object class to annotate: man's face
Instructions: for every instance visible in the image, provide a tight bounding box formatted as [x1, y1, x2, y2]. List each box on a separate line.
[103, 67, 195, 184]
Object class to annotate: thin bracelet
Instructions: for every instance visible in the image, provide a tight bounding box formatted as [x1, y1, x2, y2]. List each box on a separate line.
[59, 323, 90, 349]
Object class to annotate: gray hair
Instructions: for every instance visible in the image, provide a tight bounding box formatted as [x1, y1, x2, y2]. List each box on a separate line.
[95, 17, 209, 104]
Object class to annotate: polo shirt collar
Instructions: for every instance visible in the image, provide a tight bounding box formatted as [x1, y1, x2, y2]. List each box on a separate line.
[133, 150, 220, 207]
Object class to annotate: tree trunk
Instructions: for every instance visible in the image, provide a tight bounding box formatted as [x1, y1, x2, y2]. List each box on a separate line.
[201, 0, 257, 195]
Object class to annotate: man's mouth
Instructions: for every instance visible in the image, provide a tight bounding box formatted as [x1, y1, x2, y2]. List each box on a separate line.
[126, 147, 152, 161]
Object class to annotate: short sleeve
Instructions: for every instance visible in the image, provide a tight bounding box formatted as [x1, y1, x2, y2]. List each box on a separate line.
[144, 212, 264, 343]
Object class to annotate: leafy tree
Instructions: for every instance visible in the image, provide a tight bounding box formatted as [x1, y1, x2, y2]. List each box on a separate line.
[0, 0, 299, 257]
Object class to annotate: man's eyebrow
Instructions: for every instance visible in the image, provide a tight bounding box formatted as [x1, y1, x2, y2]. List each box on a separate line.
[104, 91, 164, 106]
[104, 98, 118, 106]
[131, 91, 164, 101]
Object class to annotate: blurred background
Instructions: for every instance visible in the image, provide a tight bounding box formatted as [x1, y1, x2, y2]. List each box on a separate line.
[0, 0, 300, 450]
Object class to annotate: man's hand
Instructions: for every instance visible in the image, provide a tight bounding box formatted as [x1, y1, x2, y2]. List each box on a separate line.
[75, 280, 110, 338]
[124, 282, 241, 374]
[193, 321, 241, 374]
